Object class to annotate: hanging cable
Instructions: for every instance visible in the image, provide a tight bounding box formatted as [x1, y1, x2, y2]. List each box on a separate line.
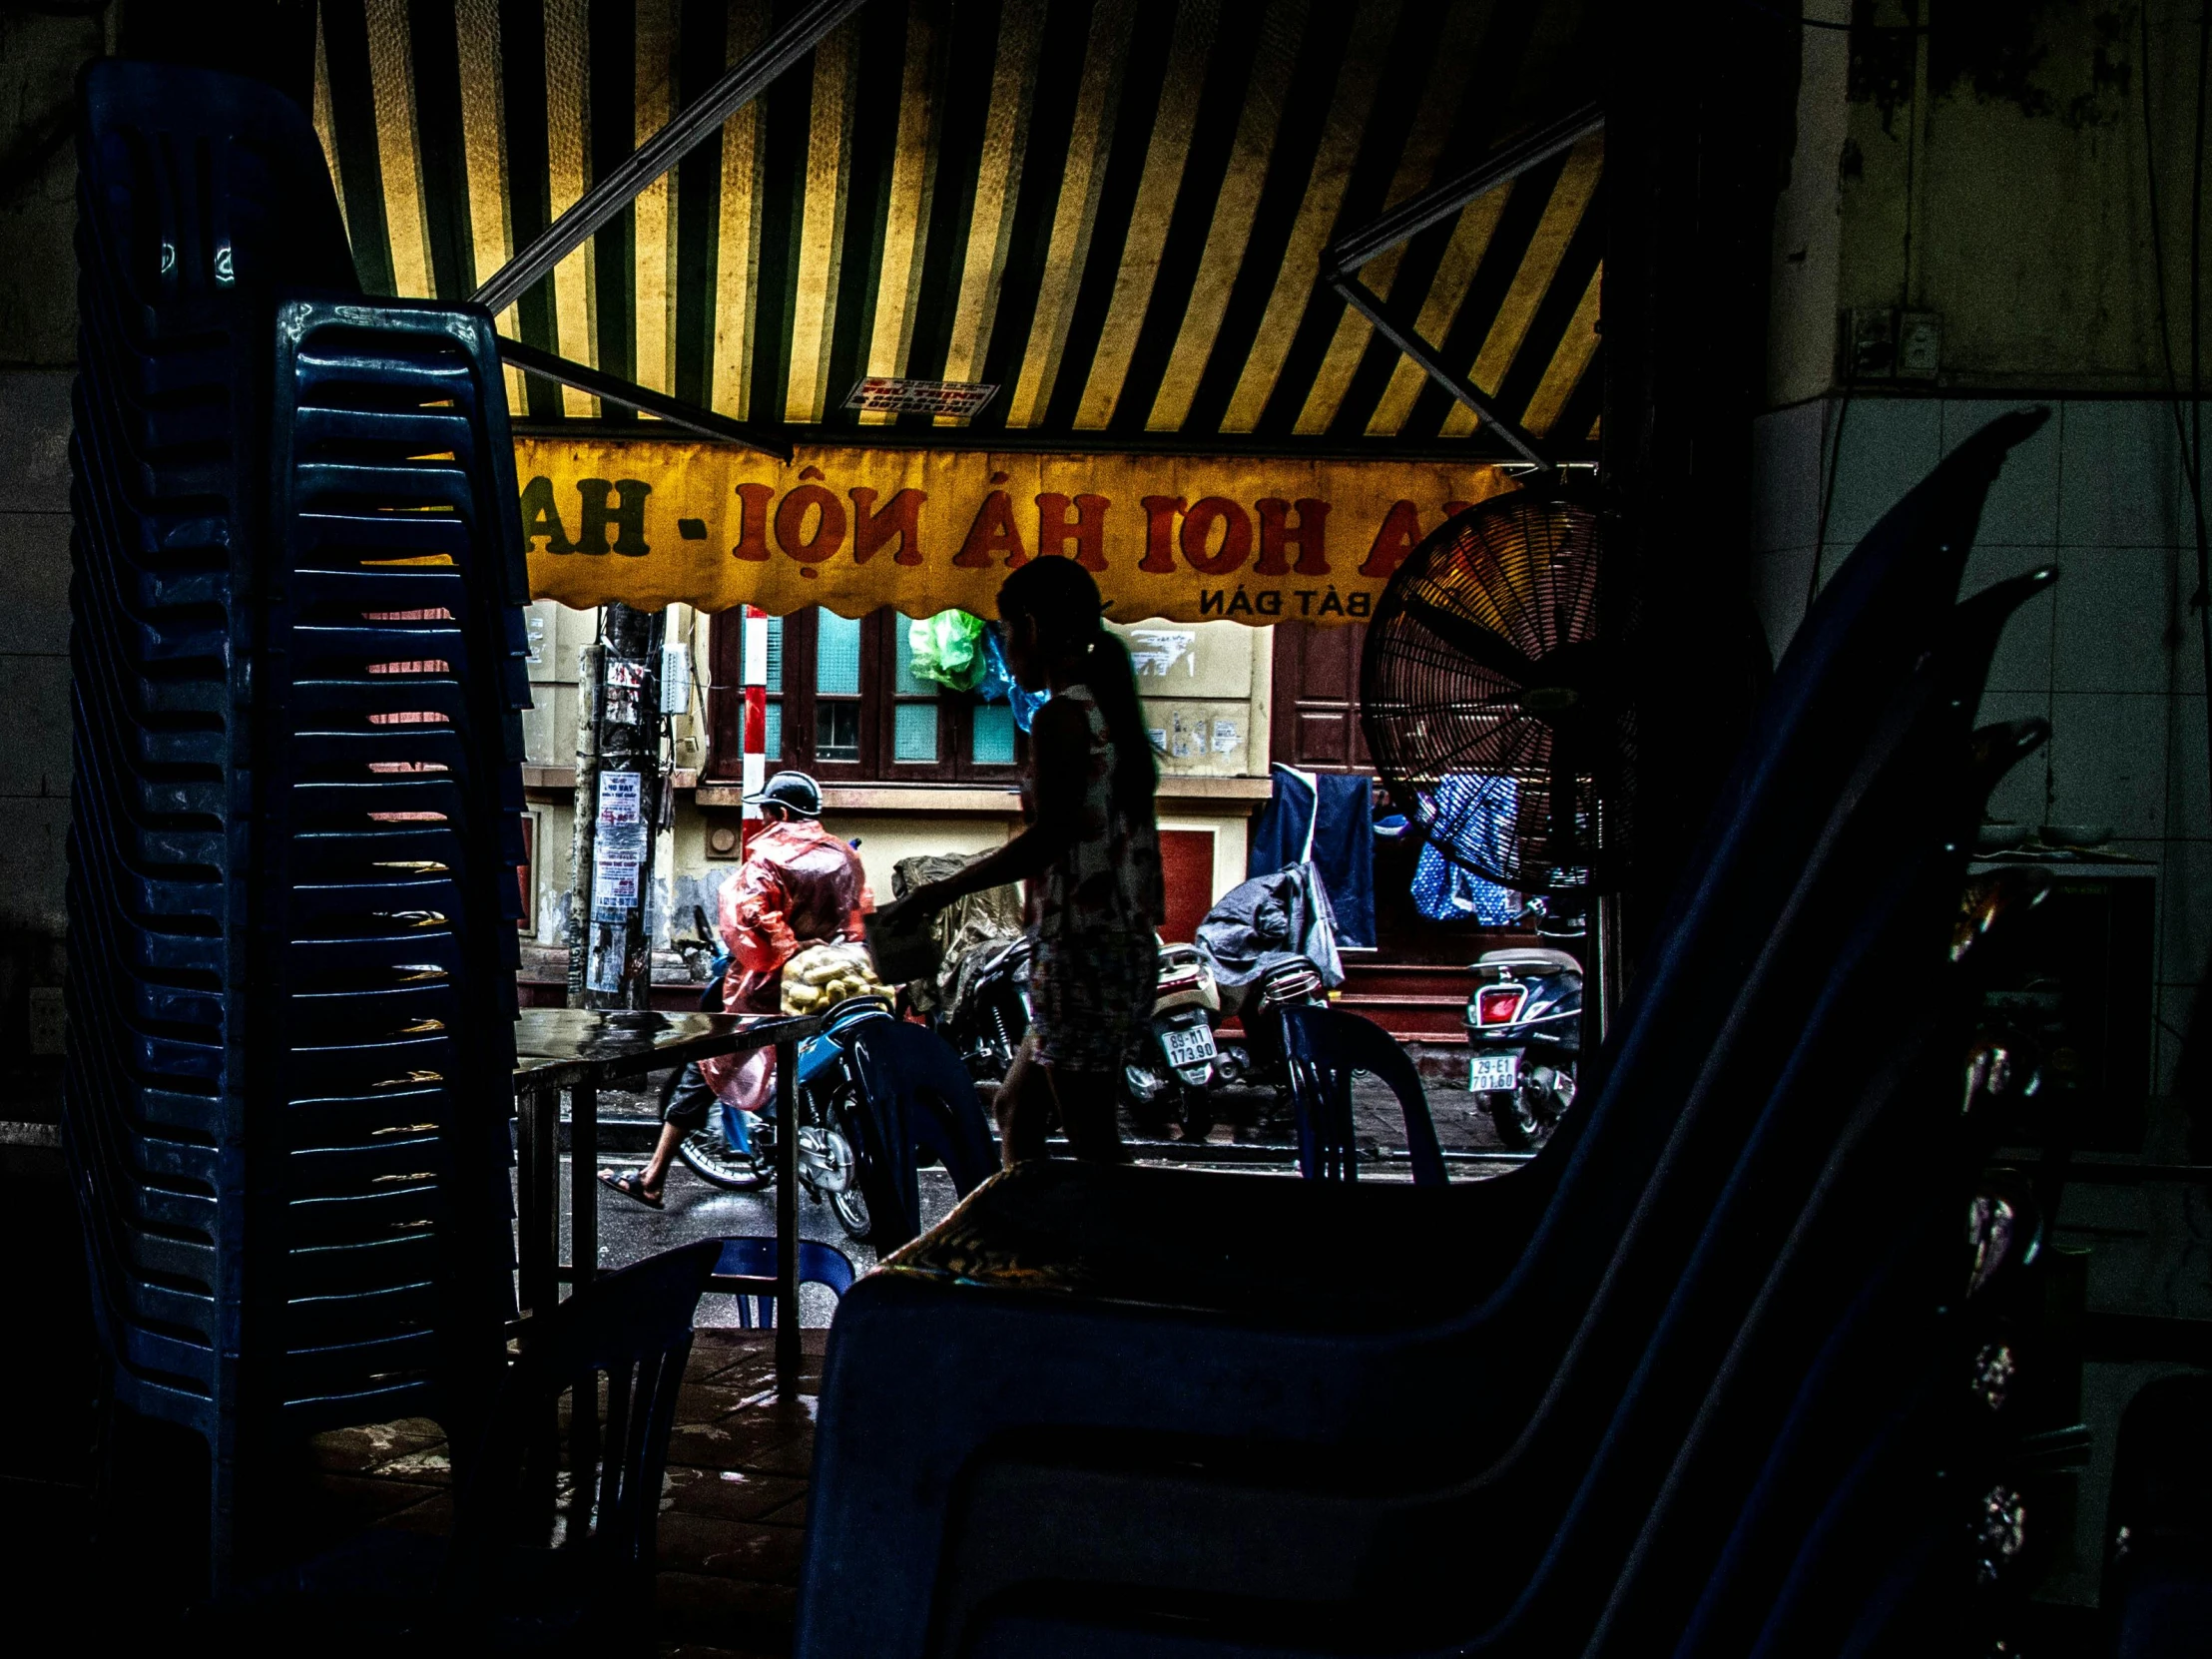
[1808, 369, 1857, 612]
[2192, 1, 2212, 840]
[2138, 5, 2212, 842]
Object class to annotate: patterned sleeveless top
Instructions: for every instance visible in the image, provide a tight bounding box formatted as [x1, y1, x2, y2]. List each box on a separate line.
[1024, 685, 1165, 940]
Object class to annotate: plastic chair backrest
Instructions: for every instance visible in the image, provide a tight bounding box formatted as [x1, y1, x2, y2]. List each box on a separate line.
[709, 1237, 858, 1330]
[449, 1240, 717, 1615]
[844, 1020, 998, 1249]
[1280, 1004, 1446, 1188]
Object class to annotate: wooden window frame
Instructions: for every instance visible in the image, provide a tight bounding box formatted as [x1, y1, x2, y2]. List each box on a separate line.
[707, 607, 1024, 786]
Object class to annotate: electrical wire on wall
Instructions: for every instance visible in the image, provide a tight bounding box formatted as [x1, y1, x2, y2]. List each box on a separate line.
[2138, 2, 2212, 844]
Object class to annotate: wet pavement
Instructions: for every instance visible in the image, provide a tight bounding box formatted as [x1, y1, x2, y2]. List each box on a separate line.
[296, 1330, 823, 1658]
[577, 1068, 1519, 1320]
[0, 1061, 1522, 1653]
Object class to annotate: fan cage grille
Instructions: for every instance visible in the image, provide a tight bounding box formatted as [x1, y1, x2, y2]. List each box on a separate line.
[1361, 490, 1636, 896]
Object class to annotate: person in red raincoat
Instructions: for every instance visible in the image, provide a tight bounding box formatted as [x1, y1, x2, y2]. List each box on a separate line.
[599, 771, 870, 1208]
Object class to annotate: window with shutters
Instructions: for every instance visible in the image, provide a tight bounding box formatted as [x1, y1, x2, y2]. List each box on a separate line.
[706, 607, 1022, 785]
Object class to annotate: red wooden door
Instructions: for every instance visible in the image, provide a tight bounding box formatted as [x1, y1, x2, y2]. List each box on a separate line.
[1158, 829, 1215, 942]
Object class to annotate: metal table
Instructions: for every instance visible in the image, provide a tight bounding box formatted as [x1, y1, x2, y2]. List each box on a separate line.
[512, 1007, 821, 1393]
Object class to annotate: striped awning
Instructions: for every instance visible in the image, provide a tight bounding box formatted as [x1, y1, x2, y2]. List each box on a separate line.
[310, 0, 1603, 459]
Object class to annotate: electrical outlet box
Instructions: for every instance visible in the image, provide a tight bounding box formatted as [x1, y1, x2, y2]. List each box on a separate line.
[28, 986, 64, 1056]
[1844, 307, 1896, 380]
[1896, 310, 1942, 380]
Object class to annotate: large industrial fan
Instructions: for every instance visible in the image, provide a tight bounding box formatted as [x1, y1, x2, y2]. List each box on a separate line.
[1360, 485, 1634, 906]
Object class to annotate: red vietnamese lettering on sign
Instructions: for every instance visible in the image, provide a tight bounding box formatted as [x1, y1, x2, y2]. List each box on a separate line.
[1035, 493, 1110, 570]
[1255, 497, 1330, 576]
[1138, 496, 1183, 572]
[1359, 499, 1424, 579]
[731, 482, 775, 561]
[1179, 496, 1252, 576]
[774, 467, 846, 563]
[954, 472, 1030, 568]
[848, 486, 926, 565]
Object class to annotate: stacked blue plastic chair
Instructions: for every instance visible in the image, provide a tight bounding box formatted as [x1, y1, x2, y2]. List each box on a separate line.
[63, 61, 530, 1585]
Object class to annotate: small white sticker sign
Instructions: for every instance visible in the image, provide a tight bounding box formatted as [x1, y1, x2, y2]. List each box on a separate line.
[1127, 629, 1197, 677]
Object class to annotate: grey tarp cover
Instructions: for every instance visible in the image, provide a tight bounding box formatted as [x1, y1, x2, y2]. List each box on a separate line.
[1193, 865, 1345, 1016]
[891, 853, 1025, 1012]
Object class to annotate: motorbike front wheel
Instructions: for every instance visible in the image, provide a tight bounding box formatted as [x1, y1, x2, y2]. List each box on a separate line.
[829, 1182, 870, 1240]
[811, 1099, 872, 1242]
[676, 1123, 775, 1189]
[665, 1066, 775, 1190]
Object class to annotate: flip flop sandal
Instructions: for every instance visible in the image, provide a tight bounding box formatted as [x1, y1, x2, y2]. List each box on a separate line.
[598, 1167, 664, 1210]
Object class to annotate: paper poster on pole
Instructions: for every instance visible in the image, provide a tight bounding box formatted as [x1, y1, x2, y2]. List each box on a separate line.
[598, 769, 642, 822]
[586, 934, 624, 993]
[596, 770, 646, 856]
[592, 856, 640, 920]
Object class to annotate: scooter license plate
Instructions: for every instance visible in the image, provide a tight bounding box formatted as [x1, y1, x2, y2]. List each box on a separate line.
[1469, 1053, 1518, 1093]
[1162, 1026, 1218, 1069]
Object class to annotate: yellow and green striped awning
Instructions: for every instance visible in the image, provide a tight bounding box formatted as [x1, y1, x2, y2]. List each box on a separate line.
[310, 0, 1604, 458]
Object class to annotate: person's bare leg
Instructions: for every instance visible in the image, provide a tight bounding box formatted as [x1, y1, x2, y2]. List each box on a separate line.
[995, 1040, 1056, 1167]
[603, 1120, 685, 1203]
[1052, 1069, 1128, 1164]
[638, 1121, 685, 1195]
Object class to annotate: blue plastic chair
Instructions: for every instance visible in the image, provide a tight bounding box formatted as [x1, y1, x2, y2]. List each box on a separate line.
[843, 1020, 999, 1250]
[1278, 1004, 1447, 1187]
[709, 1237, 858, 1329]
[239, 1239, 719, 1652]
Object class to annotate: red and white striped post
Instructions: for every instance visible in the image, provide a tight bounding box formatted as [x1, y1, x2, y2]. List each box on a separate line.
[742, 605, 768, 828]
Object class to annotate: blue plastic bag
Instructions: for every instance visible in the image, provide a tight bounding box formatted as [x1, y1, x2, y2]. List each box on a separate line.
[977, 623, 1050, 733]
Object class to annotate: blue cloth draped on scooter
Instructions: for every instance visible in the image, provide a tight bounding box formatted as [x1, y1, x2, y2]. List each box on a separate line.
[1410, 775, 1521, 925]
[1247, 765, 1376, 948]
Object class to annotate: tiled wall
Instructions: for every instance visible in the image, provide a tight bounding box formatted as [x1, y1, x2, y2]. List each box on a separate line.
[1751, 395, 2208, 1093]
[0, 371, 73, 940]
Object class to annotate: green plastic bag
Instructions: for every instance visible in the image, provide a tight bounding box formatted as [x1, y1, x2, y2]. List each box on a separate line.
[906, 609, 988, 692]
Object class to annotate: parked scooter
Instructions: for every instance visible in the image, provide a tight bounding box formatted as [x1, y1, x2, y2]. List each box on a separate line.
[1463, 946, 1583, 1150]
[666, 990, 893, 1242]
[1122, 941, 1222, 1139]
[934, 933, 1033, 1082]
[1211, 954, 1329, 1094]
[1192, 866, 1340, 1101]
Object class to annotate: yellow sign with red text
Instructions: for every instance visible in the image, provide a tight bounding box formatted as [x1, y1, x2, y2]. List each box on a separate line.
[512, 440, 1513, 626]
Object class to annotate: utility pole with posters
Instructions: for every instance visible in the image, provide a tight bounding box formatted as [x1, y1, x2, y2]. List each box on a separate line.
[569, 603, 667, 1010]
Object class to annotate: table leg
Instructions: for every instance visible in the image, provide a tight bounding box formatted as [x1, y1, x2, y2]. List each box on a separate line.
[516, 1086, 556, 1317]
[776, 1036, 800, 1400]
[569, 1083, 598, 1289]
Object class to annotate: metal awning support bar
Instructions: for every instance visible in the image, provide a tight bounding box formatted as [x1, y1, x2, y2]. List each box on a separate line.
[498, 336, 794, 462]
[1321, 102, 1605, 476]
[472, 0, 868, 317]
[1327, 103, 1606, 275]
[1330, 275, 1551, 470]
